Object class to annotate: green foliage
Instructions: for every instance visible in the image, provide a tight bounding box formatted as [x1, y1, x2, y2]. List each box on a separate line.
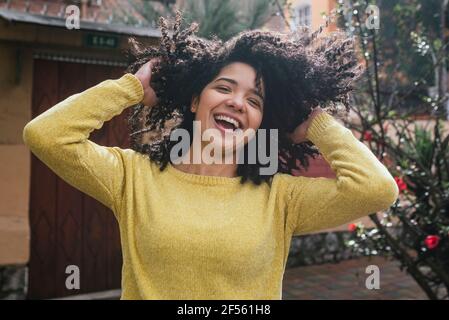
[337, 0, 448, 114]
[338, 0, 449, 299]
[125, 0, 277, 41]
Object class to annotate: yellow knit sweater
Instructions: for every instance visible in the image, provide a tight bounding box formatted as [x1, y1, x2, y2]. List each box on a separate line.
[23, 73, 399, 300]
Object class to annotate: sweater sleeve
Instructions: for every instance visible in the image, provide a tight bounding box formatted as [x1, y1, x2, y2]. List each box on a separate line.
[279, 111, 399, 237]
[22, 73, 144, 215]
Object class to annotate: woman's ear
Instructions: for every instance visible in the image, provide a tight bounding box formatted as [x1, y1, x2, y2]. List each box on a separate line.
[190, 96, 199, 113]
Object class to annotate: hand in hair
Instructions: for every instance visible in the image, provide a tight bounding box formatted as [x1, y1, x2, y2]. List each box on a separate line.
[288, 107, 325, 144]
[134, 58, 160, 108]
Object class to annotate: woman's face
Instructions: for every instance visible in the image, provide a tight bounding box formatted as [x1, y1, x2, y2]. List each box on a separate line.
[190, 62, 265, 153]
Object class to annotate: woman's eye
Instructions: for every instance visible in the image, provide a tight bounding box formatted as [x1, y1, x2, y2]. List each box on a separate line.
[248, 99, 261, 108]
[216, 86, 230, 92]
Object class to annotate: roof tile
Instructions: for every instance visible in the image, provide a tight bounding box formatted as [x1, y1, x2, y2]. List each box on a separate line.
[1, 0, 151, 26]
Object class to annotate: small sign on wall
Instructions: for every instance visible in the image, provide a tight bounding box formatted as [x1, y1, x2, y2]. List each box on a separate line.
[84, 34, 119, 49]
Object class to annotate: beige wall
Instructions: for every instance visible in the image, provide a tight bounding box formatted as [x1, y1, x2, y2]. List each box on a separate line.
[0, 44, 34, 144]
[0, 146, 30, 265]
[309, 0, 328, 31]
[0, 41, 33, 265]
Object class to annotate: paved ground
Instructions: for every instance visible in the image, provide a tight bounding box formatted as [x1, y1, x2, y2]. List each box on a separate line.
[58, 256, 428, 300]
[282, 256, 428, 300]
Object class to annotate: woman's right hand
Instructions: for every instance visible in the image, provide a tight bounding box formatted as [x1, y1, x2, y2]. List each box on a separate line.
[287, 106, 325, 144]
[134, 58, 160, 108]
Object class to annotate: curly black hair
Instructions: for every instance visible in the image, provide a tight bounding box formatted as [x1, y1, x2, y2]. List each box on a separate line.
[125, 10, 364, 186]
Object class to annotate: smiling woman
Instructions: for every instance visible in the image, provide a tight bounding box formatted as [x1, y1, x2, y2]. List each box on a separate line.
[173, 61, 268, 176]
[127, 11, 365, 184]
[22, 10, 399, 300]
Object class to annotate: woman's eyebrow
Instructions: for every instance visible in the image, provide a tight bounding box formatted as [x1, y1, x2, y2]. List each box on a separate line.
[214, 77, 265, 100]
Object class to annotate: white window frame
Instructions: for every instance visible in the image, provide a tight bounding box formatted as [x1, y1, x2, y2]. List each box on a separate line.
[294, 3, 311, 28]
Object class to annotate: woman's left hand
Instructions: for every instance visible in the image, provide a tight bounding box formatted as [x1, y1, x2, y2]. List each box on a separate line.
[287, 106, 325, 144]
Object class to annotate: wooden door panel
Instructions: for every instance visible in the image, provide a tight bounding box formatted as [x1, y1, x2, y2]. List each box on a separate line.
[28, 59, 59, 299]
[28, 60, 126, 299]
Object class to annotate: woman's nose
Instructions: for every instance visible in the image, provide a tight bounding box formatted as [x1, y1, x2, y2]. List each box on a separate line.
[227, 96, 245, 112]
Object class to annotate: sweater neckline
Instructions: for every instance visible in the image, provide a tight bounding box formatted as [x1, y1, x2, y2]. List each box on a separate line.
[166, 162, 243, 186]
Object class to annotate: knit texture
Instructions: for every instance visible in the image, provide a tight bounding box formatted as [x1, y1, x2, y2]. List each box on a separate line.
[23, 73, 399, 300]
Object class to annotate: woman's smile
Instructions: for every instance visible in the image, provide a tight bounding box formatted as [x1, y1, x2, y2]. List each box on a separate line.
[210, 112, 244, 138]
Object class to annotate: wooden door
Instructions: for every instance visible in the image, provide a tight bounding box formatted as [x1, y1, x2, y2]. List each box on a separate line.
[28, 59, 130, 299]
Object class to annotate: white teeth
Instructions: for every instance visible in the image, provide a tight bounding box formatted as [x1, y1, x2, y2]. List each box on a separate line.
[214, 115, 240, 129]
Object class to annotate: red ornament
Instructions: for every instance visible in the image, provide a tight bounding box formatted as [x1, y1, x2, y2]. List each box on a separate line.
[363, 131, 373, 142]
[424, 235, 440, 250]
[394, 176, 408, 192]
[348, 223, 357, 232]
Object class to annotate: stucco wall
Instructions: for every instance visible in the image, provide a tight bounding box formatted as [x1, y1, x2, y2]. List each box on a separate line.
[0, 42, 33, 265]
